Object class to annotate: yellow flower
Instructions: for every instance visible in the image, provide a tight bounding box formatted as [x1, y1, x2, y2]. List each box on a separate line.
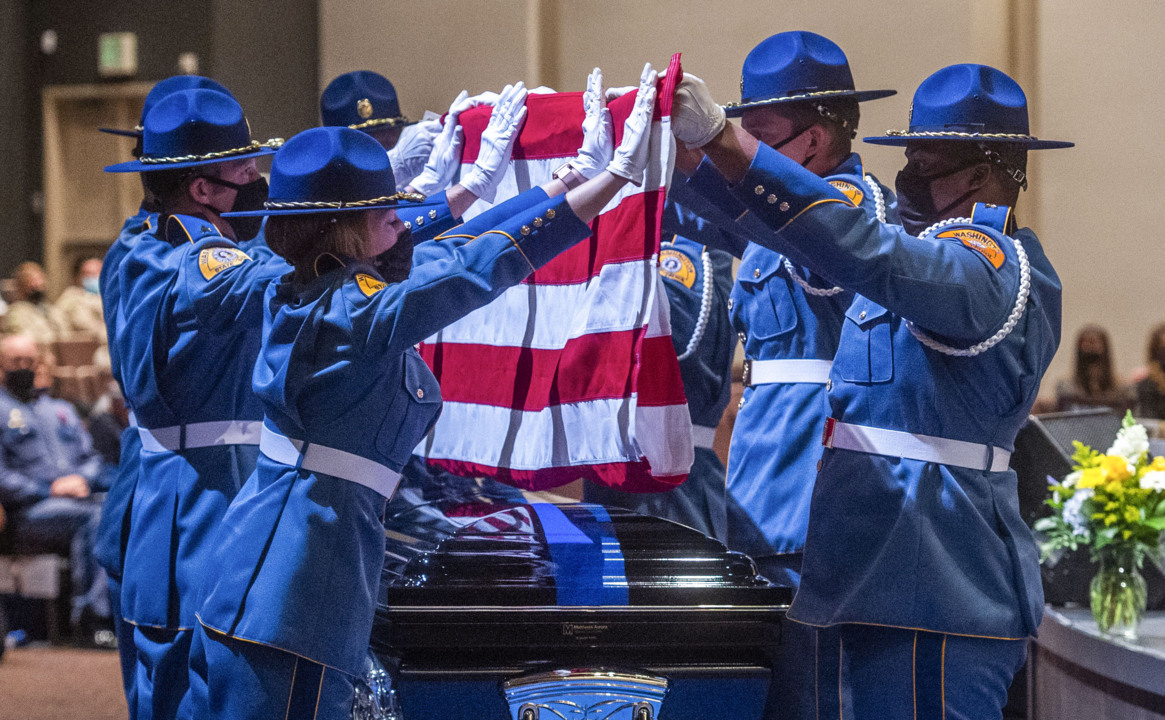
[1104, 513, 1119, 526]
[1124, 506, 1142, 524]
[1152, 456, 1165, 472]
[1100, 455, 1132, 481]
[1078, 467, 1105, 488]
[1123, 529, 1133, 540]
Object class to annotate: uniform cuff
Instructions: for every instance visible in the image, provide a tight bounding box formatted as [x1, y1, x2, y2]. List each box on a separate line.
[512, 197, 592, 270]
[730, 143, 851, 233]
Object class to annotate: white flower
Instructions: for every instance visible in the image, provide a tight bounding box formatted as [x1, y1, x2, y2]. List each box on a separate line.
[1140, 470, 1165, 491]
[1108, 422, 1149, 463]
[1062, 470, 1082, 488]
[1062, 488, 1093, 537]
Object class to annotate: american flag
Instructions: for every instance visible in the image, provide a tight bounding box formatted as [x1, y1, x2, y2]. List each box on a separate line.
[416, 54, 692, 493]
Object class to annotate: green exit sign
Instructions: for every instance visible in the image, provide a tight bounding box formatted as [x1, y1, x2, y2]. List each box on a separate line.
[99, 32, 137, 78]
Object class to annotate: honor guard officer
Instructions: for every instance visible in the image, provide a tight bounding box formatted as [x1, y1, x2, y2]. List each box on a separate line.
[671, 64, 1069, 719]
[96, 75, 236, 711]
[103, 87, 289, 720]
[193, 68, 660, 720]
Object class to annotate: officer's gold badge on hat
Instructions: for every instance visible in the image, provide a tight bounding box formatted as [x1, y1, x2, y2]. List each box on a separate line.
[357, 98, 373, 120]
[199, 247, 252, 280]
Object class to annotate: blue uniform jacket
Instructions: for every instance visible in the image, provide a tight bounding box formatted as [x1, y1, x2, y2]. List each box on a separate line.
[675, 154, 897, 561]
[198, 187, 593, 675]
[0, 389, 103, 508]
[94, 207, 154, 579]
[728, 143, 1060, 639]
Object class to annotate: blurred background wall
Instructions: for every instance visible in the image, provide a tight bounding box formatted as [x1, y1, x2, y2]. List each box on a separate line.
[4, 0, 1163, 397]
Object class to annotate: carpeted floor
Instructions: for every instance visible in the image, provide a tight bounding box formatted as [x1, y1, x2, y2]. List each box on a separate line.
[0, 644, 125, 720]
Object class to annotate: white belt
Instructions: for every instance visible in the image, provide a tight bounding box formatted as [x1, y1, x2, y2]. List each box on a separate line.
[691, 424, 717, 450]
[259, 425, 402, 499]
[127, 410, 137, 428]
[822, 418, 1011, 472]
[744, 358, 832, 387]
[139, 420, 262, 453]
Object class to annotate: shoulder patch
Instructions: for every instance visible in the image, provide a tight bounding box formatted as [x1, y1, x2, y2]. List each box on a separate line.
[659, 248, 697, 288]
[936, 227, 1006, 269]
[828, 180, 864, 207]
[198, 247, 251, 280]
[355, 273, 387, 297]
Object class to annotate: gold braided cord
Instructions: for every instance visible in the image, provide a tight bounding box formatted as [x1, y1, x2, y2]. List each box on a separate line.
[348, 116, 409, 131]
[723, 89, 854, 108]
[138, 138, 285, 164]
[263, 191, 428, 209]
[883, 129, 1037, 140]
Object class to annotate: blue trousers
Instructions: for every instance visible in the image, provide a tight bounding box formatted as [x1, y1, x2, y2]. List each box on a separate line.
[132, 625, 193, 720]
[812, 624, 1027, 720]
[6, 496, 110, 624]
[191, 622, 356, 720]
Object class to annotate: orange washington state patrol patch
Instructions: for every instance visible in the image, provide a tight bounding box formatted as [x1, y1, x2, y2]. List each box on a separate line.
[936, 227, 1006, 269]
[828, 180, 865, 207]
[198, 247, 251, 280]
[659, 248, 697, 288]
[355, 273, 387, 297]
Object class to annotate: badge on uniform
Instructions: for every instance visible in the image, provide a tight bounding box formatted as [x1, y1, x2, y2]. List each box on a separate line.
[659, 249, 697, 289]
[198, 247, 252, 280]
[828, 180, 865, 207]
[355, 273, 387, 297]
[936, 227, 1005, 269]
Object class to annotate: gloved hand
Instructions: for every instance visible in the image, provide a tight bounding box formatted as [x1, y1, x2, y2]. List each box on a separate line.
[606, 63, 657, 186]
[409, 91, 469, 196]
[605, 86, 636, 101]
[568, 68, 615, 179]
[388, 119, 442, 189]
[460, 82, 528, 203]
[671, 73, 726, 148]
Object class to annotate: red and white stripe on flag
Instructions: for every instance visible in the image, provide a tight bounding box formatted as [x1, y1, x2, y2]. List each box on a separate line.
[416, 54, 692, 493]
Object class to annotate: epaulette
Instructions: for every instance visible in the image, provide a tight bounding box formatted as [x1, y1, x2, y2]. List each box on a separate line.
[970, 202, 1015, 235]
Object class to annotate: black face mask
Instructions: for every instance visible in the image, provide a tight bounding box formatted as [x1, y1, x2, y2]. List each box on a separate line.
[200, 176, 269, 242]
[26, 290, 45, 305]
[895, 163, 980, 236]
[769, 125, 814, 167]
[5, 369, 36, 404]
[372, 229, 415, 284]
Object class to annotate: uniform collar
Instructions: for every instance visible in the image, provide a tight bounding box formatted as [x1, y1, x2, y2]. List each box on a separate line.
[829, 152, 863, 178]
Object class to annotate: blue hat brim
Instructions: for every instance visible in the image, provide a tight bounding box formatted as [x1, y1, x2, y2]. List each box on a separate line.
[724, 88, 896, 117]
[98, 127, 143, 138]
[104, 146, 278, 173]
[862, 133, 1074, 150]
[223, 196, 445, 218]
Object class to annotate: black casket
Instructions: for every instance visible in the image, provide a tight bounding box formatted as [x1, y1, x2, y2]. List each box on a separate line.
[367, 496, 790, 720]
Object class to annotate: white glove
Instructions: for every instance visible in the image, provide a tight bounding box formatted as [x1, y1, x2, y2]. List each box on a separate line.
[409, 91, 469, 196]
[604, 86, 636, 101]
[671, 73, 726, 148]
[606, 63, 657, 186]
[460, 82, 528, 202]
[451, 90, 499, 115]
[387, 118, 441, 189]
[568, 68, 615, 179]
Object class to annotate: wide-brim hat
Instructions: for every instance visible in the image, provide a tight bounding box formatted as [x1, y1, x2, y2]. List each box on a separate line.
[863, 64, 1073, 149]
[320, 70, 411, 132]
[99, 75, 234, 137]
[224, 126, 441, 217]
[105, 89, 282, 173]
[723, 31, 895, 117]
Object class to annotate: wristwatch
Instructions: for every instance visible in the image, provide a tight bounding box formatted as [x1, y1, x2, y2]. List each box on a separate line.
[552, 162, 586, 190]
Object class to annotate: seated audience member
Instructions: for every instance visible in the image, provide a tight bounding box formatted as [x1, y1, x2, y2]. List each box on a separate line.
[0, 334, 113, 645]
[87, 381, 128, 468]
[54, 257, 106, 343]
[1055, 324, 1131, 413]
[2, 263, 63, 349]
[1134, 323, 1165, 419]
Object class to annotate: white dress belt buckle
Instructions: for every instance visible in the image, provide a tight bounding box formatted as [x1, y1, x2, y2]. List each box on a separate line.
[822, 418, 1011, 472]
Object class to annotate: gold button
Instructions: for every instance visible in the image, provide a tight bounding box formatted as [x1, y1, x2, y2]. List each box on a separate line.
[779, 202, 790, 212]
[533, 217, 543, 227]
[859, 311, 867, 319]
[754, 185, 764, 195]
[753, 268, 760, 278]
[766, 194, 777, 204]
[428, 209, 438, 219]
[415, 216, 424, 226]
[416, 388, 424, 399]
[403, 221, 412, 230]
[546, 209, 556, 219]
[520, 225, 531, 236]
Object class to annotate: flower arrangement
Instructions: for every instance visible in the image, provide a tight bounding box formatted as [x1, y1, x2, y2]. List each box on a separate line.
[1036, 412, 1165, 637]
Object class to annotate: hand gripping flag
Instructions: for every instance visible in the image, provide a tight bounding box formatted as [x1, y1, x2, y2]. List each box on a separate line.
[416, 54, 692, 493]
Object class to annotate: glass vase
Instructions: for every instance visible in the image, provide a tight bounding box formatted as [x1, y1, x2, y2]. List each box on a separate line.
[1090, 544, 1147, 640]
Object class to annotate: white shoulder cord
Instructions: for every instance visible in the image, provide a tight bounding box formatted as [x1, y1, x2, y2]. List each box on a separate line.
[781, 174, 886, 297]
[906, 216, 1032, 357]
[676, 248, 715, 361]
